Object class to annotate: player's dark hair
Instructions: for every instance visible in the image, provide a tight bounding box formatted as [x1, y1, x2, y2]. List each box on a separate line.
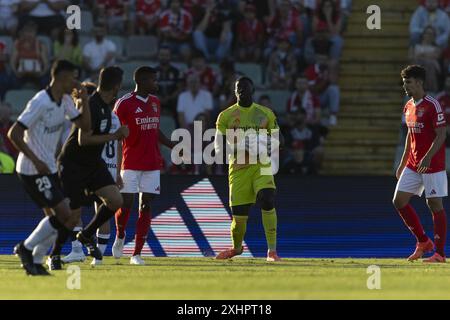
[236, 76, 254, 87]
[51, 59, 77, 78]
[401, 65, 426, 83]
[98, 66, 124, 91]
[134, 66, 157, 84]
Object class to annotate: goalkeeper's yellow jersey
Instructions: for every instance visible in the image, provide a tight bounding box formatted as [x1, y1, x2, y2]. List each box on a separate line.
[215, 102, 279, 175]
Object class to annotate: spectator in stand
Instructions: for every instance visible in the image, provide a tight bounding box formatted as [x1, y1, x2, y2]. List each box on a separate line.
[159, 0, 194, 62]
[267, 34, 297, 90]
[135, 0, 162, 35]
[304, 24, 334, 66]
[265, 0, 303, 59]
[177, 72, 213, 129]
[313, 0, 344, 60]
[10, 21, 49, 89]
[287, 76, 321, 126]
[217, 58, 240, 111]
[305, 54, 340, 126]
[441, 36, 450, 74]
[0, 0, 19, 35]
[155, 45, 184, 118]
[96, 0, 132, 34]
[409, 26, 442, 93]
[258, 94, 273, 109]
[193, 0, 234, 62]
[18, 0, 67, 38]
[0, 38, 13, 100]
[82, 25, 117, 81]
[184, 0, 208, 26]
[54, 28, 82, 73]
[238, 0, 275, 24]
[235, 3, 264, 62]
[281, 108, 324, 175]
[0, 103, 17, 158]
[185, 50, 219, 95]
[410, 0, 450, 48]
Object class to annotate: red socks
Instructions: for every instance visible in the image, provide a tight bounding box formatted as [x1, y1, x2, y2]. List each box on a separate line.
[432, 209, 447, 257]
[133, 210, 151, 256]
[115, 208, 131, 239]
[397, 204, 428, 243]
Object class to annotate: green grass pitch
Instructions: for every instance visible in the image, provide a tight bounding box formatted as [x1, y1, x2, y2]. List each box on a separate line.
[1, 256, 450, 299]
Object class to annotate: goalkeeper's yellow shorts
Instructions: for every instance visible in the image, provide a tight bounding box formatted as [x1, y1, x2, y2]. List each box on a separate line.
[228, 165, 276, 207]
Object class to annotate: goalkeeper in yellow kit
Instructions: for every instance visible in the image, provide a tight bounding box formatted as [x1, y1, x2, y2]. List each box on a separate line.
[214, 76, 282, 262]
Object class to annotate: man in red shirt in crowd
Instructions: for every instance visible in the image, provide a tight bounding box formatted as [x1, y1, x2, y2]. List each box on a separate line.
[394, 65, 447, 263]
[135, 0, 161, 34]
[112, 66, 175, 265]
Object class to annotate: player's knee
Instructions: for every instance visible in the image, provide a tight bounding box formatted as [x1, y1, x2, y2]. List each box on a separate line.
[257, 190, 275, 211]
[392, 196, 407, 209]
[106, 193, 123, 212]
[426, 198, 443, 213]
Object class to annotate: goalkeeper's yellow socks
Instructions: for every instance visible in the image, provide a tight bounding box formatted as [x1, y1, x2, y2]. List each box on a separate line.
[262, 208, 277, 251]
[231, 215, 248, 250]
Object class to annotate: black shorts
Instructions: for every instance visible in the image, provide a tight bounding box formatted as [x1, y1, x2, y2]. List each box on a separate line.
[17, 173, 65, 209]
[59, 160, 115, 210]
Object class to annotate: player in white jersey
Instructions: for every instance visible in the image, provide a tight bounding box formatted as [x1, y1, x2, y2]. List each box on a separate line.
[7, 60, 90, 276]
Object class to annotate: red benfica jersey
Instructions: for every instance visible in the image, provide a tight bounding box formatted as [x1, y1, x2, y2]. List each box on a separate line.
[114, 92, 162, 171]
[404, 95, 446, 173]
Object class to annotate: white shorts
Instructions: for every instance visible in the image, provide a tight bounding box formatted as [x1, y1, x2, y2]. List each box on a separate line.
[395, 167, 448, 198]
[120, 170, 161, 194]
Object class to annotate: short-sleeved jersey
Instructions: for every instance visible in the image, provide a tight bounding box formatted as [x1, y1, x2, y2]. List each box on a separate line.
[114, 92, 162, 171]
[16, 89, 80, 175]
[216, 102, 278, 175]
[404, 95, 447, 173]
[102, 112, 120, 174]
[59, 92, 112, 167]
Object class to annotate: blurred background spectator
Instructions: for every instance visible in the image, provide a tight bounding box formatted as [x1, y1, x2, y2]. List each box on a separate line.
[409, 25, 442, 93]
[0, 0, 19, 35]
[159, 0, 193, 62]
[10, 21, 49, 89]
[156, 45, 184, 119]
[193, 0, 234, 62]
[177, 72, 213, 130]
[410, 0, 450, 48]
[18, 0, 67, 38]
[82, 25, 116, 81]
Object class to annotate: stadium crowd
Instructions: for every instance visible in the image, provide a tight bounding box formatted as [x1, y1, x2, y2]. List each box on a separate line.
[0, 0, 351, 175]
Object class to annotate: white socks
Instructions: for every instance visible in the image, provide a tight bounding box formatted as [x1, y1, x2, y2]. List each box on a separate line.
[24, 216, 57, 251]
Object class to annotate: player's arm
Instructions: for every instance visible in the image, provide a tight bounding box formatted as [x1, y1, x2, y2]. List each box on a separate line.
[7, 123, 50, 174]
[78, 126, 129, 146]
[396, 130, 411, 179]
[417, 126, 446, 173]
[158, 129, 176, 149]
[71, 83, 91, 132]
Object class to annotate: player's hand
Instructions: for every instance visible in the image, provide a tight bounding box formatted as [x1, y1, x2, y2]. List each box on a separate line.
[417, 156, 431, 174]
[116, 174, 124, 190]
[33, 159, 51, 175]
[114, 125, 129, 140]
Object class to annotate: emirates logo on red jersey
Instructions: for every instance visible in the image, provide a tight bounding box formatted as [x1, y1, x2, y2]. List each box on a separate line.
[417, 107, 425, 118]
